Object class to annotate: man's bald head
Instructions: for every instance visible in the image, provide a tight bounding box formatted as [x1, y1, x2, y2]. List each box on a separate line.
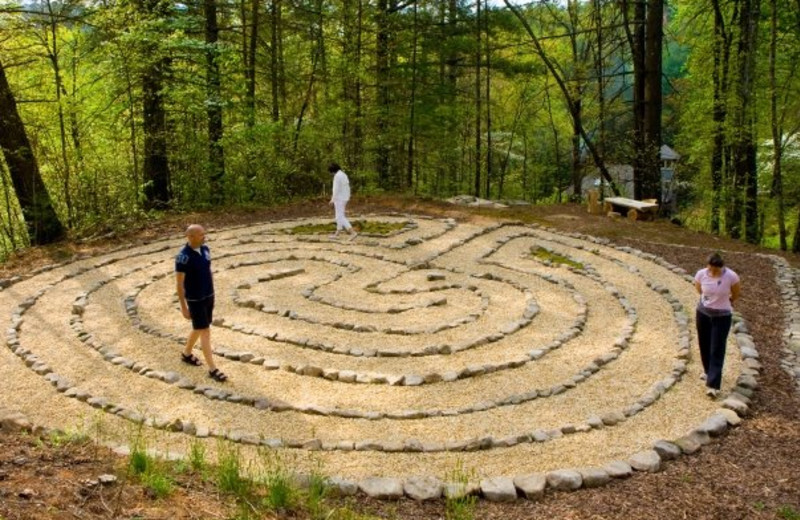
[185, 224, 206, 248]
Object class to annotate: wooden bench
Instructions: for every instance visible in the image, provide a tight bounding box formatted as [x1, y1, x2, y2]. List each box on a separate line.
[603, 197, 659, 221]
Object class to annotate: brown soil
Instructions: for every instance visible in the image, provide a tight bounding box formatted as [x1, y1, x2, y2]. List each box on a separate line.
[1, 196, 798, 520]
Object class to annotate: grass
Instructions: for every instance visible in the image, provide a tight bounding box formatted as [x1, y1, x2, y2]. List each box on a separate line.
[778, 506, 800, 520]
[43, 428, 90, 448]
[188, 437, 207, 473]
[443, 459, 478, 520]
[285, 220, 408, 236]
[126, 425, 174, 499]
[531, 246, 585, 269]
[216, 440, 250, 497]
[258, 449, 297, 512]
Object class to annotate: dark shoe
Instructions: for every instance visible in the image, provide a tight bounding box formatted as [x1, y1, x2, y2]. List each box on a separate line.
[181, 352, 202, 366]
[209, 368, 228, 382]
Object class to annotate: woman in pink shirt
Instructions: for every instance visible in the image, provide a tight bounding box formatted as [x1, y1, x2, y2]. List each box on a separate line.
[694, 252, 741, 398]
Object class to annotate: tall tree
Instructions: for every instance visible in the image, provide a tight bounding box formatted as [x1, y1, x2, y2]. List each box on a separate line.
[474, 0, 482, 197]
[136, 0, 172, 209]
[504, 0, 619, 195]
[728, 0, 761, 242]
[0, 57, 64, 245]
[709, 0, 733, 234]
[243, 0, 259, 127]
[768, 0, 786, 249]
[642, 0, 663, 201]
[205, 0, 225, 203]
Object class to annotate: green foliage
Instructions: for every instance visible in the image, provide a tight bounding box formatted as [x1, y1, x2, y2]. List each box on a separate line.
[142, 470, 174, 499]
[285, 220, 408, 236]
[0, 0, 798, 254]
[215, 441, 249, 497]
[778, 505, 800, 520]
[126, 427, 174, 499]
[129, 445, 151, 476]
[531, 246, 584, 269]
[259, 450, 297, 512]
[188, 438, 207, 473]
[47, 429, 90, 448]
[305, 463, 330, 520]
[443, 459, 478, 520]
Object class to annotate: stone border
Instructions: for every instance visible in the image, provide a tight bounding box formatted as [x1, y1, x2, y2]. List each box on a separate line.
[10, 219, 690, 448]
[768, 255, 800, 393]
[1, 216, 762, 502]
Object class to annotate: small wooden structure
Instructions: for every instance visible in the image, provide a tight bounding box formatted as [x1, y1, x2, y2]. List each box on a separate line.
[603, 197, 659, 221]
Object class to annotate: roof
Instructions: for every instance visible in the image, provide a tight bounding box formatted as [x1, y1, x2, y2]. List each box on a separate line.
[660, 144, 680, 161]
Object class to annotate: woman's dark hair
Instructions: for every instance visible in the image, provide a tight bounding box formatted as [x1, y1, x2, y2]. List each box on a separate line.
[707, 252, 724, 268]
[328, 162, 341, 174]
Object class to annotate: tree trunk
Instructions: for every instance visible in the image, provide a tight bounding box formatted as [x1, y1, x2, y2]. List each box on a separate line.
[44, 0, 74, 227]
[484, 0, 492, 198]
[205, 0, 225, 204]
[0, 57, 64, 245]
[293, 20, 323, 154]
[545, 78, 564, 201]
[710, 0, 731, 234]
[376, 0, 392, 189]
[474, 0, 482, 198]
[245, 0, 258, 127]
[622, 0, 646, 199]
[137, 0, 171, 210]
[406, 0, 419, 191]
[342, 0, 363, 170]
[769, 0, 786, 250]
[730, 0, 760, 242]
[643, 0, 663, 201]
[593, 0, 606, 160]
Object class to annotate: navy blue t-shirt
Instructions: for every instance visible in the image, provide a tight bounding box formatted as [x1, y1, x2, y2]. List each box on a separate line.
[175, 244, 214, 301]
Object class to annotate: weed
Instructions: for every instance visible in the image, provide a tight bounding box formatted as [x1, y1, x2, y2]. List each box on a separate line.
[305, 464, 329, 520]
[188, 438, 207, 473]
[129, 446, 150, 475]
[753, 501, 766, 511]
[258, 449, 297, 512]
[216, 440, 250, 497]
[324, 502, 386, 520]
[47, 429, 90, 448]
[443, 459, 478, 520]
[124, 425, 174, 499]
[285, 220, 407, 236]
[142, 470, 173, 499]
[531, 246, 584, 269]
[778, 505, 800, 520]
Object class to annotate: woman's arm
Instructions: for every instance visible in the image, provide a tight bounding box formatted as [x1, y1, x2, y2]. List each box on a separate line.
[694, 280, 702, 295]
[730, 282, 741, 304]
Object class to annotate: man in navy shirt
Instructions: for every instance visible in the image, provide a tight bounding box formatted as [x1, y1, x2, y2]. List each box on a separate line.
[176, 224, 227, 382]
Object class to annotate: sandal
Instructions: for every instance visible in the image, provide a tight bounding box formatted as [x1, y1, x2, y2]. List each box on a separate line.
[181, 352, 202, 366]
[208, 368, 228, 382]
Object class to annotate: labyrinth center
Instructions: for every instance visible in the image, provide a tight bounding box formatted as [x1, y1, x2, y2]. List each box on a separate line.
[0, 215, 742, 479]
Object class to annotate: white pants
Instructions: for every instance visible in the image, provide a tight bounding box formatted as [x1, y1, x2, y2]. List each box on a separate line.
[334, 199, 351, 231]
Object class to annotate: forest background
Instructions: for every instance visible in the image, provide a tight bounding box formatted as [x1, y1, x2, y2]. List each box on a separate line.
[0, 0, 799, 257]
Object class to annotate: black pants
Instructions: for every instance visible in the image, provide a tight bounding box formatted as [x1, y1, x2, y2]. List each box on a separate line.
[696, 309, 732, 390]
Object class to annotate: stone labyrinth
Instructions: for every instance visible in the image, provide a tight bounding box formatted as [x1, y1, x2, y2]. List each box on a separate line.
[1, 214, 758, 497]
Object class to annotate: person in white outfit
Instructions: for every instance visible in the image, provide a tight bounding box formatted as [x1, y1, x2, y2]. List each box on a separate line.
[328, 162, 357, 240]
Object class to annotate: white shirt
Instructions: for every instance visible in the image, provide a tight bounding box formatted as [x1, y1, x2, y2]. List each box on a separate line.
[331, 170, 350, 202]
[695, 267, 739, 312]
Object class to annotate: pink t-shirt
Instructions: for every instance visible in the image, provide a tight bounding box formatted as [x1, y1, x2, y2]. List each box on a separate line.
[695, 267, 739, 312]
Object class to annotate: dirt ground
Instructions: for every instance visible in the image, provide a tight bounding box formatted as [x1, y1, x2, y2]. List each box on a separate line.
[1, 196, 798, 520]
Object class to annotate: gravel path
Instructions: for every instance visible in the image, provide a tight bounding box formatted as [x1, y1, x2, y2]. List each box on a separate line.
[0, 215, 748, 483]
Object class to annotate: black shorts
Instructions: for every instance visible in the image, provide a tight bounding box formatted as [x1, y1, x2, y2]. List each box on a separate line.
[187, 296, 214, 330]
